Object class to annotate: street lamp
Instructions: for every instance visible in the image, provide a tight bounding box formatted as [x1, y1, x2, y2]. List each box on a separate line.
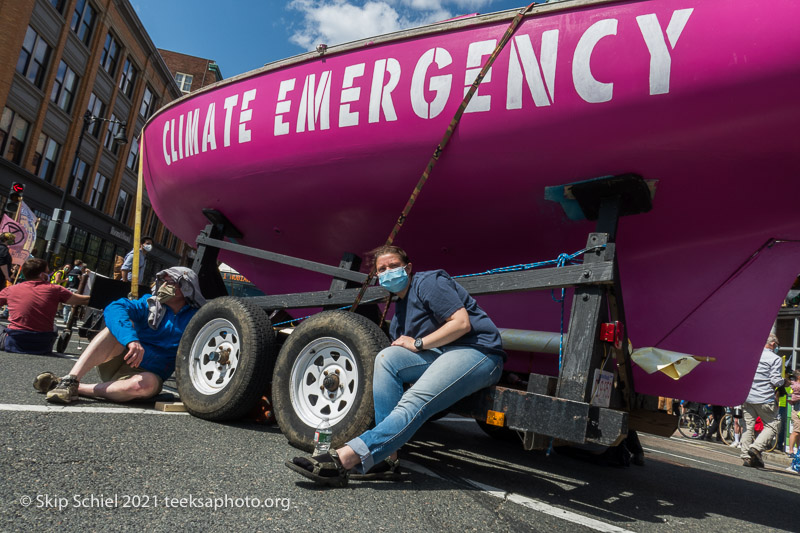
[45, 110, 128, 264]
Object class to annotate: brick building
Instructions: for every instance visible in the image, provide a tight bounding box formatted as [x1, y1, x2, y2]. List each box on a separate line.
[158, 49, 222, 94]
[0, 0, 186, 281]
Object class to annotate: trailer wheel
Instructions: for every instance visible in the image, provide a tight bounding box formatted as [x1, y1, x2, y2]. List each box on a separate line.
[176, 297, 277, 421]
[272, 310, 389, 452]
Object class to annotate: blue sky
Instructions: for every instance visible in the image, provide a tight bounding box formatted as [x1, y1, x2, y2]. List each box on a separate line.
[132, 0, 535, 78]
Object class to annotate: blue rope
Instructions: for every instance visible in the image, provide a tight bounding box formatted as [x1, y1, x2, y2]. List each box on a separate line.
[546, 253, 572, 458]
[271, 245, 606, 329]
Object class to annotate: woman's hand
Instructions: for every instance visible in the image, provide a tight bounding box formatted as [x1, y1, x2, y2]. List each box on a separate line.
[392, 308, 472, 352]
[391, 336, 418, 352]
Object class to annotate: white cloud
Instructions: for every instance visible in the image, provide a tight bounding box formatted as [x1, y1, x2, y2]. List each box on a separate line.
[288, 0, 499, 51]
[289, 1, 402, 50]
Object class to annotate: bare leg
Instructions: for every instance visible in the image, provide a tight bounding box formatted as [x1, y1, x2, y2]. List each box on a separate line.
[68, 328, 126, 380]
[78, 373, 161, 402]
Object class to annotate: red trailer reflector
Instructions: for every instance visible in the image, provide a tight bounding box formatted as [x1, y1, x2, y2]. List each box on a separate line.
[600, 321, 624, 349]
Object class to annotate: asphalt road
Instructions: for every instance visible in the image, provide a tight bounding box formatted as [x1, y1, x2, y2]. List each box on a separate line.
[1, 342, 799, 533]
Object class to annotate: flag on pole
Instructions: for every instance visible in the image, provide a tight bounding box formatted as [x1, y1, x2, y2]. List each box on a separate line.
[1, 201, 36, 265]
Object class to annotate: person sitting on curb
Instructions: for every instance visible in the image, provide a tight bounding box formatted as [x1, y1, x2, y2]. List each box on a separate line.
[740, 333, 791, 468]
[34, 267, 206, 404]
[0, 258, 90, 354]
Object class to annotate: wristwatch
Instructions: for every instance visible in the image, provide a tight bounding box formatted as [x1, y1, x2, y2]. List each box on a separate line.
[414, 338, 424, 350]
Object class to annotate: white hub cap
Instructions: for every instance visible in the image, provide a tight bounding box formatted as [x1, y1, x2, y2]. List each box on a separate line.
[189, 318, 241, 395]
[290, 337, 359, 427]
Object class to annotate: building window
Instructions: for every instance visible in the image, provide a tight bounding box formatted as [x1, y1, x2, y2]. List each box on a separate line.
[70, 157, 91, 200]
[160, 228, 172, 247]
[119, 58, 138, 99]
[126, 136, 139, 172]
[88, 172, 108, 210]
[103, 113, 125, 155]
[175, 72, 193, 93]
[32, 134, 61, 183]
[0, 107, 31, 165]
[113, 189, 131, 224]
[139, 85, 156, 119]
[86, 93, 106, 138]
[50, 60, 79, 113]
[146, 211, 159, 238]
[71, 0, 95, 46]
[50, 0, 66, 14]
[100, 32, 120, 77]
[16, 26, 52, 89]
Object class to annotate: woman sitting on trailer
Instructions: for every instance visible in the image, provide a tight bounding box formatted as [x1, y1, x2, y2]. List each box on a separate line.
[287, 245, 506, 486]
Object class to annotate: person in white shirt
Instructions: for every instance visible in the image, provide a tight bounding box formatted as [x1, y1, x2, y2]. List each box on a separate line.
[740, 333, 791, 468]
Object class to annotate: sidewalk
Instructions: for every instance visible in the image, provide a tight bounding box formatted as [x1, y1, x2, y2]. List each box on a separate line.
[670, 430, 795, 469]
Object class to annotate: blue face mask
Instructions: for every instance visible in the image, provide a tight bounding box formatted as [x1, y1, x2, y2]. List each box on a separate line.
[378, 266, 409, 293]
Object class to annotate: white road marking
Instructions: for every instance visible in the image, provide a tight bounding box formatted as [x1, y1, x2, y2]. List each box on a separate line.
[642, 447, 715, 466]
[464, 478, 635, 533]
[402, 461, 443, 479]
[0, 403, 188, 415]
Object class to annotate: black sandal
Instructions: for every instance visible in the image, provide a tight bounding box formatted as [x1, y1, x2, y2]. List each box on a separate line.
[285, 449, 349, 487]
[349, 456, 407, 481]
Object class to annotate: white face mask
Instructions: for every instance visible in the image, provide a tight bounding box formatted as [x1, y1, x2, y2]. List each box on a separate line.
[143, 244, 153, 252]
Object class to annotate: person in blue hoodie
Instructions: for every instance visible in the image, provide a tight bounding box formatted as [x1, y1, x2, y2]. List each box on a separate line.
[33, 267, 206, 404]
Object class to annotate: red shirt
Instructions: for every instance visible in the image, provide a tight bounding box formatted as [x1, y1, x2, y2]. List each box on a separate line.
[0, 281, 74, 332]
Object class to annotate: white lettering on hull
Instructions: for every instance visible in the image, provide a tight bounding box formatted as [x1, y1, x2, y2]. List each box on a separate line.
[160, 9, 695, 167]
[507, 30, 558, 109]
[369, 58, 400, 123]
[298, 72, 332, 132]
[637, 9, 694, 95]
[411, 47, 453, 119]
[573, 19, 618, 104]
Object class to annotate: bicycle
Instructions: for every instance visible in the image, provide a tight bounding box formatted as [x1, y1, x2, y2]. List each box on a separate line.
[719, 412, 778, 451]
[677, 403, 710, 440]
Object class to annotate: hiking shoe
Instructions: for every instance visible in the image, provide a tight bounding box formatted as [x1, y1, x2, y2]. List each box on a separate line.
[742, 458, 753, 467]
[46, 375, 79, 404]
[33, 372, 60, 393]
[748, 448, 765, 468]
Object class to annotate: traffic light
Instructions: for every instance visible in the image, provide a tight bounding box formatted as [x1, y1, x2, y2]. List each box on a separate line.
[4, 182, 24, 218]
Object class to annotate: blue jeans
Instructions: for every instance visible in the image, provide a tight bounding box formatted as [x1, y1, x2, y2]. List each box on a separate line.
[346, 345, 503, 473]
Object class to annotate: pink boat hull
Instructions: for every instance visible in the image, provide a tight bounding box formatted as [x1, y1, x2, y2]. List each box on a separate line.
[142, 0, 800, 406]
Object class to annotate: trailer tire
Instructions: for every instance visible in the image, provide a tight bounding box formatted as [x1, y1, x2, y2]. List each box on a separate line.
[272, 310, 389, 452]
[176, 297, 277, 421]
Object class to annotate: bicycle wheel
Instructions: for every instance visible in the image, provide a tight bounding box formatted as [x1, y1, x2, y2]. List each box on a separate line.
[678, 412, 706, 439]
[765, 432, 779, 452]
[719, 413, 735, 445]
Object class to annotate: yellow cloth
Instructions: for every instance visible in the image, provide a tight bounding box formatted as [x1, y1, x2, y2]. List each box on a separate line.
[630, 347, 702, 380]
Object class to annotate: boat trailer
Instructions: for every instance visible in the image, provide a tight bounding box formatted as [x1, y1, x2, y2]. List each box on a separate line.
[184, 174, 676, 451]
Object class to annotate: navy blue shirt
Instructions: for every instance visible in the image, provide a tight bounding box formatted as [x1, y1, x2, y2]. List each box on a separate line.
[390, 270, 505, 359]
